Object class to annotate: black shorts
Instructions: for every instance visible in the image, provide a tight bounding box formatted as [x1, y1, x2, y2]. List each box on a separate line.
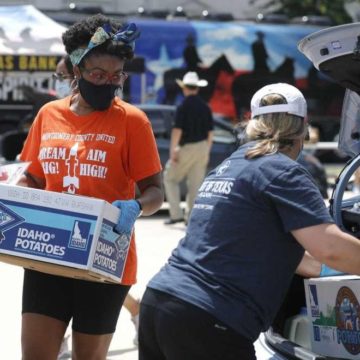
[22, 269, 130, 335]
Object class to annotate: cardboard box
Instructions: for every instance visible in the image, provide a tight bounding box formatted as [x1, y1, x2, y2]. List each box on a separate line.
[0, 183, 128, 284]
[305, 275, 360, 359]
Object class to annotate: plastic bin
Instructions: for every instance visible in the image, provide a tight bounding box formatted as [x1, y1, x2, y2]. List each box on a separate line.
[284, 307, 311, 349]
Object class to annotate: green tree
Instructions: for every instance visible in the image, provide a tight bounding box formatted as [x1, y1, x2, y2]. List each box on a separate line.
[255, 0, 355, 24]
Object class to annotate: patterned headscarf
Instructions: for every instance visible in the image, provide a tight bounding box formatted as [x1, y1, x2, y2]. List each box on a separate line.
[70, 22, 140, 66]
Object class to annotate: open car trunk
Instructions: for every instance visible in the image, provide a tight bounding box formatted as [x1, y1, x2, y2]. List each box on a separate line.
[255, 275, 334, 359]
[254, 22, 360, 360]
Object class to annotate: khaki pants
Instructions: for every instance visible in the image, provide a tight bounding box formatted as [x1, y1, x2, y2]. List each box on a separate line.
[164, 140, 209, 221]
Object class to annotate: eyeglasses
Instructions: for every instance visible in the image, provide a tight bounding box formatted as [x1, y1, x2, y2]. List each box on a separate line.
[80, 68, 128, 86]
[52, 73, 73, 82]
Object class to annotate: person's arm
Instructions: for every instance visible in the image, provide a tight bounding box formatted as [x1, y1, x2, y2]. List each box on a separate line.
[169, 128, 182, 164]
[295, 251, 321, 277]
[17, 172, 45, 189]
[136, 171, 164, 216]
[292, 223, 360, 275]
[207, 108, 214, 150]
[112, 172, 163, 235]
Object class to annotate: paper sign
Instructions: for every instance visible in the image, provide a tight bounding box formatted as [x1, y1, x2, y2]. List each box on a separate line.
[0, 162, 30, 185]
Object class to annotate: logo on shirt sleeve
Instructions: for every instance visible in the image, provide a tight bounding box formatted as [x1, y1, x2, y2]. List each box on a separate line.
[216, 160, 231, 176]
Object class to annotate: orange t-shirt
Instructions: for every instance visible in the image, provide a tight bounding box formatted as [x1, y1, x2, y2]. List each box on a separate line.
[20, 96, 162, 285]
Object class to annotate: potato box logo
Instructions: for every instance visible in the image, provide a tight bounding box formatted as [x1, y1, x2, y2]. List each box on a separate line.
[0, 202, 25, 243]
[68, 220, 91, 251]
[336, 286, 360, 355]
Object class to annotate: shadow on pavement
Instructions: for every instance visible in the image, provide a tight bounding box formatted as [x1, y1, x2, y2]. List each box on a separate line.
[107, 346, 138, 356]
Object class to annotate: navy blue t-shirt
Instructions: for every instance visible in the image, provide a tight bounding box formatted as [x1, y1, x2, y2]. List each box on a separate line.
[148, 142, 333, 341]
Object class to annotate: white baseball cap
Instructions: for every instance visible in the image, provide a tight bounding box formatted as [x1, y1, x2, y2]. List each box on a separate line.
[176, 72, 208, 88]
[251, 83, 307, 118]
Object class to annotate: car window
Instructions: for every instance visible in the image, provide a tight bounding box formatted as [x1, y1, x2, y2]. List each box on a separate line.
[143, 109, 169, 138]
[213, 125, 236, 144]
[141, 105, 236, 144]
[213, 115, 237, 144]
[148, 110, 167, 135]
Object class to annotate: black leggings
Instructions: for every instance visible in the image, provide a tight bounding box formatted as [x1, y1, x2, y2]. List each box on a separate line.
[139, 288, 256, 360]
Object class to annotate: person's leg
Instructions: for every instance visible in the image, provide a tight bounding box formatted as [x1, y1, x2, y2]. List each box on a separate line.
[72, 280, 130, 360]
[21, 270, 72, 360]
[22, 314, 67, 360]
[185, 141, 209, 220]
[123, 293, 140, 317]
[163, 159, 185, 221]
[123, 293, 140, 345]
[71, 332, 113, 360]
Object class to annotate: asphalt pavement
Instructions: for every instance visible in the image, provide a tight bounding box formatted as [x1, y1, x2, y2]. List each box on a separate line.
[0, 211, 186, 360]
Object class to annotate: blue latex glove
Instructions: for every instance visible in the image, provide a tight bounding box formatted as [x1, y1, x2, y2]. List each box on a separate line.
[320, 264, 346, 277]
[112, 200, 141, 236]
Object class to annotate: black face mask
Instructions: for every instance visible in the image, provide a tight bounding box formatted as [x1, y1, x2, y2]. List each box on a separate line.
[78, 77, 119, 111]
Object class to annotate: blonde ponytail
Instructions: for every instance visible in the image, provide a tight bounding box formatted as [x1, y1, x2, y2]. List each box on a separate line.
[245, 93, 307, 159]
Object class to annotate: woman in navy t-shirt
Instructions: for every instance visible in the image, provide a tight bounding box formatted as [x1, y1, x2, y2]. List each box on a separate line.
[139, 83, 360, 360]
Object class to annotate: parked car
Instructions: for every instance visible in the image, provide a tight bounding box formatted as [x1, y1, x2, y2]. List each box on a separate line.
[137, 104, 238, 173]
[253, 23, 360, 360]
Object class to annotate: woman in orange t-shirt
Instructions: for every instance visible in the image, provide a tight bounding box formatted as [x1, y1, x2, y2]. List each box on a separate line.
[19, 14, 163, 360]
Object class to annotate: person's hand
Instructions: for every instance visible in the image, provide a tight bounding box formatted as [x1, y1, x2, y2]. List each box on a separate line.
[320, 264, 346, 277]
[170, 148, 180, 164]
[112, 200, 141, 236]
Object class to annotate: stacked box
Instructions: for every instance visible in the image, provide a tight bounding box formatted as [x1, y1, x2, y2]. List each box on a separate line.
[305, 275, 360, 359]
[0, 183, 127, 283]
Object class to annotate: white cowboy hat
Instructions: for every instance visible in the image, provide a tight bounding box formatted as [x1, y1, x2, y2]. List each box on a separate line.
[176, 71, 208, 88]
